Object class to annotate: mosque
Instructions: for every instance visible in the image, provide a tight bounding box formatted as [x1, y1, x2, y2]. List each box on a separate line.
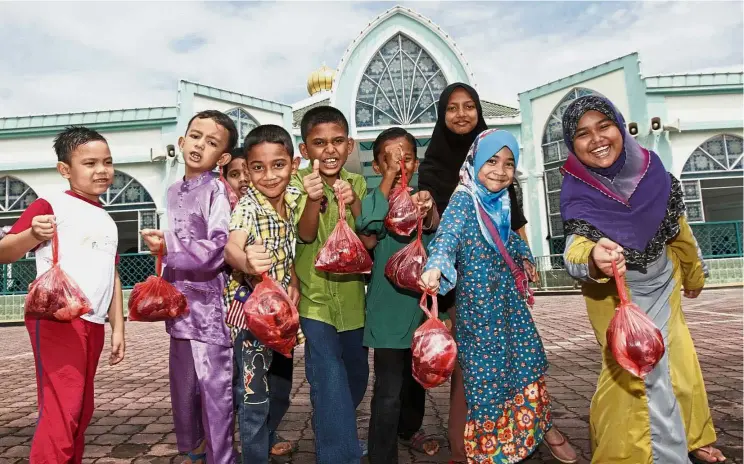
[0, 6, 741, 314]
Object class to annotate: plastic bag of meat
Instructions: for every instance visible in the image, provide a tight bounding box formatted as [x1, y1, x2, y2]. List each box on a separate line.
[128, 246, 188, 322]
[315, 191, 373, 274]
[411, 293, 457, 389]
[242, 274, 300, 358]
[385, 217, 427, 293]
[384, 157, 418, 236]
[606, 261, 665, 378]
[25, 231, 92, 321]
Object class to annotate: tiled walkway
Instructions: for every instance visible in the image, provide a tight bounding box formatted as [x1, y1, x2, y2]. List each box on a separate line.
[0, 289, 741, 463]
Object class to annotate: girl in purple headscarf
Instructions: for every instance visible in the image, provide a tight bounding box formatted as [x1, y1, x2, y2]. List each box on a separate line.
[560, 95, 725, 464]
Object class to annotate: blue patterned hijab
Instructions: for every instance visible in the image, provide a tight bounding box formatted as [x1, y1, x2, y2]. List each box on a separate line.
[455, 129, 521, 248]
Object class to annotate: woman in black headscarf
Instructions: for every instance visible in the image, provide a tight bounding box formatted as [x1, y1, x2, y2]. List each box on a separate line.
[418, 83, 541, 464]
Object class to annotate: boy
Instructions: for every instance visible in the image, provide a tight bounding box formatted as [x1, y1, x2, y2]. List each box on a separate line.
[356, 128, 445, 464]
[291, 106, 369, 464]
[224, 146, 250, 197]
[0, 126, 125, 463]
[141, 110, 237, 464]
[224, 124, 301, 463]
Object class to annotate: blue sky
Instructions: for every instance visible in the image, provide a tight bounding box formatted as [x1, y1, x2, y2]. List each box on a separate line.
[0, 1, 741, 117]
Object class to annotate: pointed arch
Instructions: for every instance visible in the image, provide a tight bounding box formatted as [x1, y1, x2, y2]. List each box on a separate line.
[541, 87, 603, 251]
[226, 107, 259, 146]
[0, 176, 38, 214]
[100, 171, 155, 208]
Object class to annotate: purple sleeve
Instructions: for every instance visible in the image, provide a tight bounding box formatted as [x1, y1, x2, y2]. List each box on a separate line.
[164, 187, 230, 272]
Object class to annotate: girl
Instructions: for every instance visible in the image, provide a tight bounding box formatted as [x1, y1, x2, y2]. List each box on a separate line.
[417, 82, 531, 463]
[559, 95, 725, 463]
[420, 129, 577, 464]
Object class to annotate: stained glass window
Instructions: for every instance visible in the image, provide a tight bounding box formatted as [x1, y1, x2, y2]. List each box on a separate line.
[0, 177, 37, 214]
[541, 88, 602, 240]
[682, 134, 743, 174]
[355, 34, 447, 127]
[226, 108, 259, 146]
[100, 171, 155, 207]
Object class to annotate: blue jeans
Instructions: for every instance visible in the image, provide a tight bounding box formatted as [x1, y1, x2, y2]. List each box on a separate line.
[300, 317, 369, 464]
[233, 329, 294, 464]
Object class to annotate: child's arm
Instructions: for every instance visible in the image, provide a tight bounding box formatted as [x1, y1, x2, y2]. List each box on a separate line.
[142, 190, 231, 272]
[288, 264, 300, 307]
[355, 188, 391, 250]
[667, 215, 705, 298]
[413, 191, 439, 231]
[108, 270, 125, 365]
[225, 230, 272, 276]
[419, 191, 468, 296]
[296, 160, 325, 243]
[0, 199, 55, 264]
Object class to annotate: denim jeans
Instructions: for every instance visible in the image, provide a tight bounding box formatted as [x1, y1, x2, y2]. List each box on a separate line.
[300, 317, 369, 464]
[368, 348, 426, 464]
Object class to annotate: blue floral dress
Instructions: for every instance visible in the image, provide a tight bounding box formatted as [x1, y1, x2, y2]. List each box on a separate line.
[426, 190, 552, 464]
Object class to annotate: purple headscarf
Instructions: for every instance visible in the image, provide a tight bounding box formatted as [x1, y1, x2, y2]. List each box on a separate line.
[559, 95, 672, 252]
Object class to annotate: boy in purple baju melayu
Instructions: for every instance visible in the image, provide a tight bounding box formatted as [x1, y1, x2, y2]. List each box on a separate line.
[141, 110, 239, 464]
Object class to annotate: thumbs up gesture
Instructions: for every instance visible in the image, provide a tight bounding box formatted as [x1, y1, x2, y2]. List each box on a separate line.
[245, 235, 272, 275]
[304, 159, 325, 202]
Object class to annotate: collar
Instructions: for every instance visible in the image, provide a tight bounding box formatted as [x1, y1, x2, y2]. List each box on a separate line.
[243, 184, 301, 219]
[182, 171, 217, 190]
[65, 190, 103, 208]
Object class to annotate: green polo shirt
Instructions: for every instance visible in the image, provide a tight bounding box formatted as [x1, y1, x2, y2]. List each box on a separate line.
[356, 187, 449, 349]
[290, 167, 367, 332]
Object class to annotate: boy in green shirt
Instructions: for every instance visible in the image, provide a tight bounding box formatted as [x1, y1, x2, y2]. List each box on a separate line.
[356, 127, 448, 464]
[290, 106, 369, 464]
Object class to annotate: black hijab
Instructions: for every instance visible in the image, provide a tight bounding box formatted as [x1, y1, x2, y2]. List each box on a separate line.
[418, 83, 526, 230]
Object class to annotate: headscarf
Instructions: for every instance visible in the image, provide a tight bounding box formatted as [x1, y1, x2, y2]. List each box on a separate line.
[559, 95, 673, 252]
[418, 83, 487, 211]
[455, 129, 520, 248]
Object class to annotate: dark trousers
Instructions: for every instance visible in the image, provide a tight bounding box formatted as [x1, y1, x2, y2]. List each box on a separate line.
[368, 348, 426, 464]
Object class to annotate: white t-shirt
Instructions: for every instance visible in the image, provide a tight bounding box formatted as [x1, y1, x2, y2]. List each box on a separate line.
[31, 193, 119, 324]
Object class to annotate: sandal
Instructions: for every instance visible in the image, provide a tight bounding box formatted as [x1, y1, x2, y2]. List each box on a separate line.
[400, 430, 440, 456]
[270, 435, 298, 457]
[544, 430, 578, 464]
[183, 451, 206, 464]
[690, 446, 727, 463]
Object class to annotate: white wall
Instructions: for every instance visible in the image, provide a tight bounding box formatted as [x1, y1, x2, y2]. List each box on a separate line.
[666, 94, 744, 124]
[669, 129, 744, 177]
[192, 95, 285, 127]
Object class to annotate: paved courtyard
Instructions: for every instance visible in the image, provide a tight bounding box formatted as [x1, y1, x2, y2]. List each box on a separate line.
[0, 289, 741, 464]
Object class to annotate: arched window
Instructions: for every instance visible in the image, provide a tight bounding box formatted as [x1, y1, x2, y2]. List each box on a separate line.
[226, 108, 260, 146]
[100, 171, 158, 256]
[541, 87, 601, 253]
[681, 134, 743, 223]
[0, 176, 38, 217]
[355, 33, 448, 127]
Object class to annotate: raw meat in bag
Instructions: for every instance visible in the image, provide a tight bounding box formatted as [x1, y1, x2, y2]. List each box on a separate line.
[385, 216, 427, 292]
[128, 246, 188, 322]
[315, 190, 373, 274]
[606, 261, 665, 378]
[411, 293, 457, 389]
[384, 157, 418, 236]
[25, 231, 91, 321]
[242, 274, 300, 358]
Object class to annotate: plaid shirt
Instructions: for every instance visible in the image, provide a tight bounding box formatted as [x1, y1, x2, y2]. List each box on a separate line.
[225, 184, 301, 335]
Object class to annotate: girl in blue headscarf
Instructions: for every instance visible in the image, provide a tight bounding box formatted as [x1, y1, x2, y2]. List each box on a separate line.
[420, 130, 577, 463]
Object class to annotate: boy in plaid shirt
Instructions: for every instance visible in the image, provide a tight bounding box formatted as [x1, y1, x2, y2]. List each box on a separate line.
[224, 125, 301, 463]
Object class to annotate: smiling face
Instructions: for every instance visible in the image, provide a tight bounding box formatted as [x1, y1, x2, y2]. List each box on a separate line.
[57, 141, 114, 202]
[477, 147, 515, 193]
[246, 142, 296, 204]
[299, 122, 354, 184]
[444, 87, 479, 135]
[372, 136, 418, 188]
[571, 110, 624, 169]
[179, 117, 231, 179]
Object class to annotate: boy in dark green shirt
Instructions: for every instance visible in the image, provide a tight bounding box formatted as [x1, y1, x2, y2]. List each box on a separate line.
[356, 127, 449, 464]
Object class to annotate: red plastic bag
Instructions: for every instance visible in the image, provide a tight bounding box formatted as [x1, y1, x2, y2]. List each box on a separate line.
[385, 217, 427, 293]
[606, 261, 665, 378]
[411, 293, 457, 389]
[25, 231, 91, 321]
[128, 247, 188, 322]
[384, 158, 418, 236]
[315, 192, 373, 274]
[242, 274, 300, 358]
